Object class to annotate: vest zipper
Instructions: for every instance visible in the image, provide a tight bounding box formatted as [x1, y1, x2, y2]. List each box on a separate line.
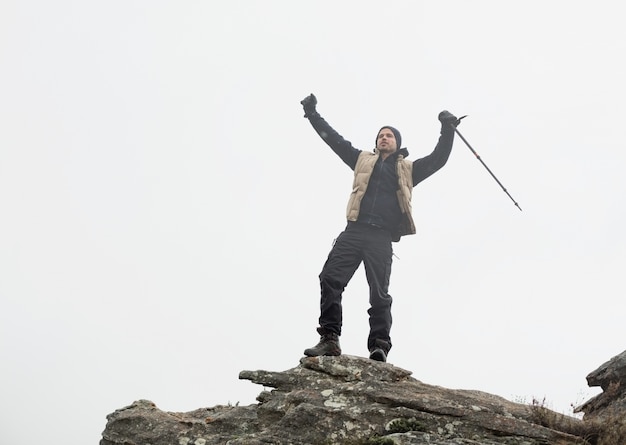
[369, 158, 385, 212]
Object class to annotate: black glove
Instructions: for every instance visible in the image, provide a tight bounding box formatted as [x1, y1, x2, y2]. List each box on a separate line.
[301, 93, 318, 118]
[438, 110, 460, 129]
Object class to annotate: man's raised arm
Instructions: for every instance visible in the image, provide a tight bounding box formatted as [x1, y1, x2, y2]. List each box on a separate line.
[301, 93, 360, 170]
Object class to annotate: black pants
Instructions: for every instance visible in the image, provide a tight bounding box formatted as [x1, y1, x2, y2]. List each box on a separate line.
[318, 221, 393, 353]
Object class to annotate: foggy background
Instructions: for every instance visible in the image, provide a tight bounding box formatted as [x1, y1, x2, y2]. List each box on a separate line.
[1, 1, 625, 444]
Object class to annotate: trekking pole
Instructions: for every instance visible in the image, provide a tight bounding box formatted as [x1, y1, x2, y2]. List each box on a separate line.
[453, 117, 522, 211]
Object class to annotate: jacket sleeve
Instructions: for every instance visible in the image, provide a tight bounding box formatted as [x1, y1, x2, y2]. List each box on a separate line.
[411, 126, 455, 186]
[306, 112, 361, 170]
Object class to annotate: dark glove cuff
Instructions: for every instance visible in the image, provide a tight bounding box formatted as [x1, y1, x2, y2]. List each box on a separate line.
[440, 123, 456, 135]
[303, 109, 320, 119]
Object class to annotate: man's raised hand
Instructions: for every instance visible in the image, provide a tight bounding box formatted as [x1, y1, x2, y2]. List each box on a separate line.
[301, 93, 317, 118]
[438, 110, 461, 128]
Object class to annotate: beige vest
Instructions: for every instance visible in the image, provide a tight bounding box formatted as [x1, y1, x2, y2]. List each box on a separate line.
[346, 151, 416, 240]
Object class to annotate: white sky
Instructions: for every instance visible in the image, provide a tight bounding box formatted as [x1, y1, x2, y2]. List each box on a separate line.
[1, 1, 625, 444]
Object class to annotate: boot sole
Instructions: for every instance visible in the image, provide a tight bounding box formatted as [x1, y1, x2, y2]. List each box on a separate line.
[303, 349, 342, 357]
[369, 349, 387, 362]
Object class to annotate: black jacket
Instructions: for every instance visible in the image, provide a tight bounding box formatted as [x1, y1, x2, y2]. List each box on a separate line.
[306, 112, 454, 235]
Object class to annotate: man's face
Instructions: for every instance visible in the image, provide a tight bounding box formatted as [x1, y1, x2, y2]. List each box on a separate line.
[376, 128, 398, 154]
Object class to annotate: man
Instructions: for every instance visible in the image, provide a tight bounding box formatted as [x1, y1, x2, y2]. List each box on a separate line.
[301, 93, 460, 362]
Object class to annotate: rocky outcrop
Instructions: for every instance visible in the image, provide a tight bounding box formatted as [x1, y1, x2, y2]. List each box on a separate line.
[576, 349, 626, 421]
[101, 355, 587, 445]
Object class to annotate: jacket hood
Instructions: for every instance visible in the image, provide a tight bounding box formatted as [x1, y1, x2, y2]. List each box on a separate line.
[372, 147, 410, 158]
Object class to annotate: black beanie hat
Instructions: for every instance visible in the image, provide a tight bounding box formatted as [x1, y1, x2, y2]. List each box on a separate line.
[376, 126, 402, 149]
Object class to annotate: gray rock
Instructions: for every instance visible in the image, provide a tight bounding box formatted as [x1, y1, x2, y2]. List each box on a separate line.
[101, 355, 586, 445]
[576, 349, 626, 422]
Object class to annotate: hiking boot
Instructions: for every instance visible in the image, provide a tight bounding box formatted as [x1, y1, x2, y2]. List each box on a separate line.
[369, 348, 387, 362]
[304, 328, 341, 357]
